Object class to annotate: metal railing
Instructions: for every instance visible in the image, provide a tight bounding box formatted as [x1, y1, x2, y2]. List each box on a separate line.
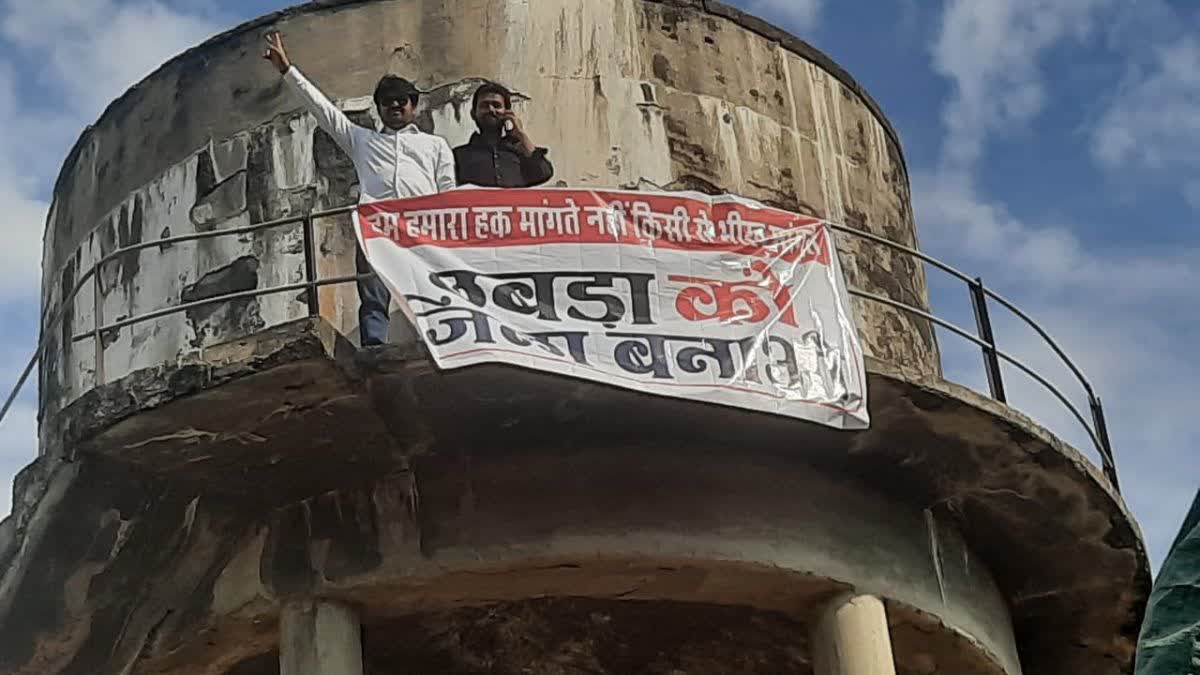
[1, 203, 1119, 492]
[824, 223, 1117, 491]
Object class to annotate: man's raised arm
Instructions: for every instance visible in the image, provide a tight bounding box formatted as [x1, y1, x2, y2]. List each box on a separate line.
[263, 32, 357, 154]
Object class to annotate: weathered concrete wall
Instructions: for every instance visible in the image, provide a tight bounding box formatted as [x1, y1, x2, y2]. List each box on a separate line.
[1, 343, 1023, 675]
[38, 0, 937, 424]
[0, 320, 1150, 674]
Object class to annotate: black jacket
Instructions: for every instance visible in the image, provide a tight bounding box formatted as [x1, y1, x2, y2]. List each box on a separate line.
[453, 133, 554, 188]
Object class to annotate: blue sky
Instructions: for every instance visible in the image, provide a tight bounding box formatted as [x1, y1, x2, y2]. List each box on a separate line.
[0, 0, 1196, 572]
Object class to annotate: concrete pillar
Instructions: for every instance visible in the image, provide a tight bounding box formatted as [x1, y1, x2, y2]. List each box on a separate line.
[811, 594, 898, 675]
[280, 599, 364, 675]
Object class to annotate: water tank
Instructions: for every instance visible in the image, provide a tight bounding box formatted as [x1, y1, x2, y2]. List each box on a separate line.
[0, 2, 1146, 675]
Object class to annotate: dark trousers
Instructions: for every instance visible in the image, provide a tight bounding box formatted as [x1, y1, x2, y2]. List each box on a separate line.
[356, 245, 391, 346]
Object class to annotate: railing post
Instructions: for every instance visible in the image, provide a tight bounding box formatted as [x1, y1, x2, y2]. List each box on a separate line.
[969, 277, 1006, 403]
[302, 212, 321, 317]
[1090, 396, 1120, 491]
[92, 268, 106, 386]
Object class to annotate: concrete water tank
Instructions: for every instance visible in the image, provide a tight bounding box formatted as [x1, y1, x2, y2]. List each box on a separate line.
[35, 0, 939, 420]
[0, 2, 1146, 674]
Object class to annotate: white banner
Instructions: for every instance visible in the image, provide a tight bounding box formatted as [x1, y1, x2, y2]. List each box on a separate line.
[357, 188, 868, 429]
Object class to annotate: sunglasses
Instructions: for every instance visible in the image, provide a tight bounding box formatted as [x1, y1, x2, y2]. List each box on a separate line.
[378, 97, 413, 108]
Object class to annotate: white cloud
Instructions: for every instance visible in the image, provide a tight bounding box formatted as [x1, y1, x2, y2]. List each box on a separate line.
[916, 173, 1200, 303]
[917, 172, 1199, 568]
[925, 0, 1198, 568]
[1093, 38, 1200, 177]
[739, 0, 822, 32]
[0, 186, 47, 297]
[933, 0, 1113, 171]
[0, 0, 221, 517]
[1, 0, 220, 119]
[0, 0, 218, 296]
[0, 63, 65, 297]
[0, 403, 36, 517]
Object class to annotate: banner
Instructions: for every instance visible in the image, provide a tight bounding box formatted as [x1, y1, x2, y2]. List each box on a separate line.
[356, 188, 868, 429]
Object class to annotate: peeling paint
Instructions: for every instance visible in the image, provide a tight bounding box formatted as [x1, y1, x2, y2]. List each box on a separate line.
[180, 256, 265, 349]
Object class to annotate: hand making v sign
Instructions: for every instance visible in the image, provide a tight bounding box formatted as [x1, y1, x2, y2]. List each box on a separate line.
[262, 32, 291, 74]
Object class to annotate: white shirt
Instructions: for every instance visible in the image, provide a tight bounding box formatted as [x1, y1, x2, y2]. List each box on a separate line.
[283, 66, 456, 203]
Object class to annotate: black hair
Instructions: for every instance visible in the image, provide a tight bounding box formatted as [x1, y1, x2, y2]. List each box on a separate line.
[374, 75, 420, 107]
[471, 81, 513, 112]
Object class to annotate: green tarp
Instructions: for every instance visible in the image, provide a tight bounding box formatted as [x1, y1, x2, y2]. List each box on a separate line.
[1136, 489, 1200, 675]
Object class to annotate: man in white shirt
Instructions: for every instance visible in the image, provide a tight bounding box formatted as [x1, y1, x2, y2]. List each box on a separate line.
[263, 32, 457, 346]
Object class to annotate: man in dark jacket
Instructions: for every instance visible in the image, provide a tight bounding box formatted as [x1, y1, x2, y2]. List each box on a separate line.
[454, 82, 554, 187]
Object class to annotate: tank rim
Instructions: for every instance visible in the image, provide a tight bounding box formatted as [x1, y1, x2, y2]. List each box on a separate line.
[44, 0, 910, 243]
